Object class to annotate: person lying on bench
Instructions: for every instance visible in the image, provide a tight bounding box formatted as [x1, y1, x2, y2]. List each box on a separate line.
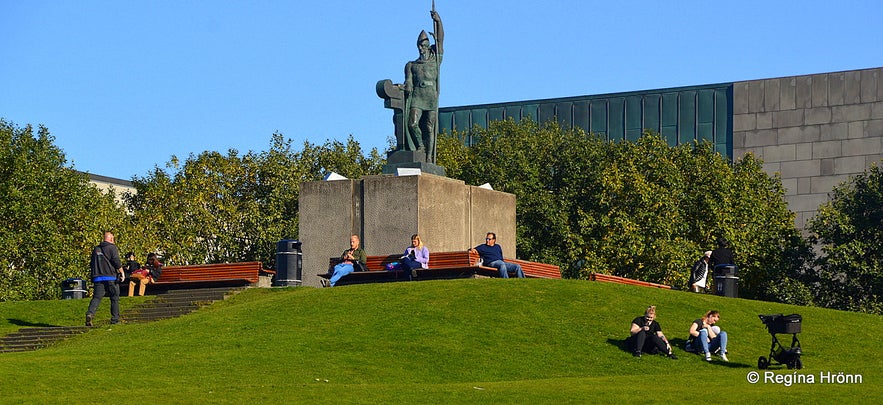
[327, 235, 367, 287]
[469, 232, 524, 278]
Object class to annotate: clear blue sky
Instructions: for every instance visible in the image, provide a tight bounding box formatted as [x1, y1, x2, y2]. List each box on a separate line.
[2, 0, 881, 180]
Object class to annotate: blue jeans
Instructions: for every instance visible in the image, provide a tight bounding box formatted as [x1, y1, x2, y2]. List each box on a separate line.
[699, 329, 728, 354]
[86, 280, 120, 323]
[329, 263, 354, 286]
[487, 260, 524, 278]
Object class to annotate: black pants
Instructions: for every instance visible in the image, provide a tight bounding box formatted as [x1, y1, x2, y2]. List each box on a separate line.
[86, 280, 120, 323]
[630, 332, 668, 355]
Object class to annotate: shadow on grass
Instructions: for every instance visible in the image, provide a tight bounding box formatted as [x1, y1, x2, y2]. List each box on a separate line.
[608, 336, 753, 367]
[669, 337, 754, 368]
[606, 337, 631, 355]
[669, 337, 688, 351]
[7, 318, 58, 328]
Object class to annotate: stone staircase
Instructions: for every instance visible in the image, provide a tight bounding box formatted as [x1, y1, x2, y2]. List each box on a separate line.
[0, 286, 244, 353]
[123, 286, 244, 323]
[0, 326, 90, 353]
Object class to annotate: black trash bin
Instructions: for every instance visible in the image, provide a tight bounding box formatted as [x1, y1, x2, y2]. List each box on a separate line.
[713, 265, 739, 298]
[61, 278, 88, 299]
[274, 239, 302, 287]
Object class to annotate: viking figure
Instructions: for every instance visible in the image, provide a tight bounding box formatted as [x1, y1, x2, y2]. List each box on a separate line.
[402, 9, 444, 163]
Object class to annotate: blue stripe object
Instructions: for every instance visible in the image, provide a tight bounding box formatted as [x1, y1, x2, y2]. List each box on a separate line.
[93, 276, 116, 282]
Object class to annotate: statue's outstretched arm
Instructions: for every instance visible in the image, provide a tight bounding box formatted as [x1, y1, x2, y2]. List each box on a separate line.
[431, 10, 444, 55]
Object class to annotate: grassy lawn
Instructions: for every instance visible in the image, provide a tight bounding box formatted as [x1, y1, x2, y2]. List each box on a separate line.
[1, 279, 879, 403]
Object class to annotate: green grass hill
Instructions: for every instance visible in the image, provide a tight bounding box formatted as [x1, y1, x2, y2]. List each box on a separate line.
[1, 279, 880, 403]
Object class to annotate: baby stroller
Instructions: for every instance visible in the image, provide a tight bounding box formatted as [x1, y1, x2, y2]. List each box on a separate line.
[757, 314, 803, 369]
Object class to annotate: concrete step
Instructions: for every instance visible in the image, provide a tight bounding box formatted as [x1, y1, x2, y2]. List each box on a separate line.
[0, 326, 90, 352]
[1, 285, 245, 353]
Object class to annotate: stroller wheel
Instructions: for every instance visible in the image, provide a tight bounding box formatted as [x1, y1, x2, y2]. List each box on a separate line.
[788, 357, 803, 370]
[758, 356, 768, 370]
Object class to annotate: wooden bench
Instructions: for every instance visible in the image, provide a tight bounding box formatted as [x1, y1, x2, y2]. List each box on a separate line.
[507, 258, 561, 279]
[151, 262, 264, 287]
[589, 273, 672, 289]
[319, 251, 560, 286]
[320, 254, 410, 285]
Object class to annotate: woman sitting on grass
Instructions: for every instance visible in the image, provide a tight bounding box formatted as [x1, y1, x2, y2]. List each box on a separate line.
[629, 305, 677, 359]
[686, 310, 729, 362]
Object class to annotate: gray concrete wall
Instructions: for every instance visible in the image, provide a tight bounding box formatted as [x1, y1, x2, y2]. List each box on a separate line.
[299, 173, 516, 287]
[733, 67, 883, 230]
[298, 179, 359, 287]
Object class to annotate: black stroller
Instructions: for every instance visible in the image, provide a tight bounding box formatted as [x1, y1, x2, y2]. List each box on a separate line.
[757, 314, 803, 369]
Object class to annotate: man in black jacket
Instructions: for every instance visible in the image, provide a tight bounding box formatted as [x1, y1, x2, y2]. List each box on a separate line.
[85, 231, 124, 326]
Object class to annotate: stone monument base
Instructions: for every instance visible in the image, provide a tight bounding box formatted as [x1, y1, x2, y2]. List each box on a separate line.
[298, 173, 515, 287]
[383, 150, 446, 177]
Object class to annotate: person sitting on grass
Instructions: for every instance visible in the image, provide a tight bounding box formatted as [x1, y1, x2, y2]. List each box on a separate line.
[686, 310, 729, 362]
[629, 305, 677, 359]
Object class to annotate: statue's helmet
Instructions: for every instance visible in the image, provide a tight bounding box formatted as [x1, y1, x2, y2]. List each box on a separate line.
[417, 30, 430, 45]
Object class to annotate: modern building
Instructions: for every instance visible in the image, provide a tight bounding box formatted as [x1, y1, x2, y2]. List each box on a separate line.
[439, 67, 883, 230]
[83, 172, 135, 206]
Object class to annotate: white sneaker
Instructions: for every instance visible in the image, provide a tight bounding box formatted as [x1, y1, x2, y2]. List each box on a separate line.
[705, 352, 712, 361]
[720, 353, 729, 362]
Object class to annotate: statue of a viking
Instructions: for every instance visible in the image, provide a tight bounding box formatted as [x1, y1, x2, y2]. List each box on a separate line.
[402, 9, 444, 163]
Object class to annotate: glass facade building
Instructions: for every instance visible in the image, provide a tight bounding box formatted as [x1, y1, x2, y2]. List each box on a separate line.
[439, 82, 734, 158]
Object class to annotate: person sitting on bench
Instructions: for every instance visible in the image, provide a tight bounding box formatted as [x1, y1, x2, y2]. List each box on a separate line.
[128, 253, 162, 297]
[469, 232, 524, 278]
[400, 233, 429, 280]
[327, 235, 367, 287]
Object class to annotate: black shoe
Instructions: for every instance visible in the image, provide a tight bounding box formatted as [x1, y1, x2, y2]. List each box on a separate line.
[411, 269, 418, 279]
[85, 314, 93, 327]
[633, 352, 641, 358]
[668, 353, 678, 360]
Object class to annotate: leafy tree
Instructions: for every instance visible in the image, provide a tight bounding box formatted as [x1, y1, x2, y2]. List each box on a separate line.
[441, 119, 809, 299]
[0, 120, 129, 301]
[126, 134, 384, 267]
[808, 161, 883, 314]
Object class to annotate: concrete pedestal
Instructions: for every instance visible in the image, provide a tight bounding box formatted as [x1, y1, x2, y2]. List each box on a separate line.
[383, 150, 446, 177]
[298, 173, 516, 287]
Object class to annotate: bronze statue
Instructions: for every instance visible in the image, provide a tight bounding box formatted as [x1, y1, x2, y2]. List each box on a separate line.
[377, 3, 446, 174]
[402, 8, 444, 163]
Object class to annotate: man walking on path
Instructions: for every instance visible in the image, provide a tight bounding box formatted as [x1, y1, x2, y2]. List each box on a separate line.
[85, 231, 124, 326]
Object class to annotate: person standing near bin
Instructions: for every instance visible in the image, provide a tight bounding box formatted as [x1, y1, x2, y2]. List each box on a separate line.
[86, 231, 125, 326]
[710, 238, 735, 268]
[689, 251, 712, 293]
